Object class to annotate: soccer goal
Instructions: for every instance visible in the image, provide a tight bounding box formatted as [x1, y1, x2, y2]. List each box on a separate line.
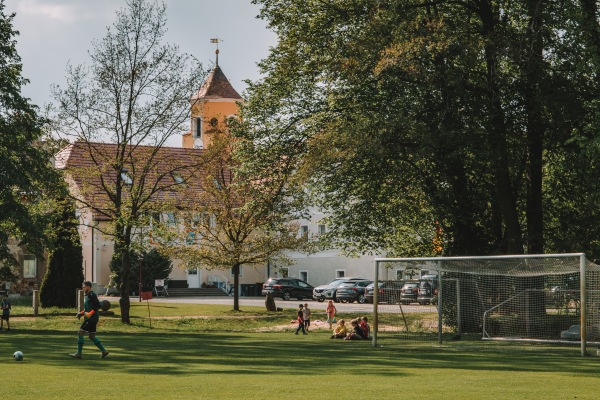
[372, 254, 600, 356]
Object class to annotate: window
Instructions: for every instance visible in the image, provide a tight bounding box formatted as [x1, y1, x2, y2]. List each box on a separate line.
[396, 270, 404, 280]
[165, 212, 176, 226]
[120, 169, 133, 185]
[300, 271, 308, 282]
[23, 255, 37, 278]
[335, 270, 345, 278]
[230, 266, 244, 277]
[195, 117, 202, 138]
[318, 224, 326, 235]
[279, 267, 289, 278]
[172, 173, 184, 184]
[300, 225, 309, 241]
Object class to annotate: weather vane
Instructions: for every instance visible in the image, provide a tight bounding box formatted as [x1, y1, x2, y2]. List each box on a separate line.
[210, 38, 222, 65]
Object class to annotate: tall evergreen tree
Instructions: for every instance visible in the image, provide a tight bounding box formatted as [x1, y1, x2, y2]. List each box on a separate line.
[39, 200, 84, 308]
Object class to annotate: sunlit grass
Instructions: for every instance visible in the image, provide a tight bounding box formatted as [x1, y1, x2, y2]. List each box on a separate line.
[2, 300, 599, 400]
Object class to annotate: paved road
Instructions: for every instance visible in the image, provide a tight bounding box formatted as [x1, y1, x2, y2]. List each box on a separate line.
[107, 296, 430, 314]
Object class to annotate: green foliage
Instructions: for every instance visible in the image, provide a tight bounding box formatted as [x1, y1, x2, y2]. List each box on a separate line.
[249, 0, 600, 257]
[39, 199, 84, 308]
[110, 248, 171, 292]
[0, 0, 64, 266]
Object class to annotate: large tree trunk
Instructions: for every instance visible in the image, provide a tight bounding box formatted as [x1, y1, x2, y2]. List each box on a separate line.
[117, 225, 133, 323]
[232, 263, 240, 311]
[525, 0, 545, 254]
[480, 0, 524, 254]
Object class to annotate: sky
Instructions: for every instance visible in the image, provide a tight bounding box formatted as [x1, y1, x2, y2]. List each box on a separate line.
[7, 0, 277, 111]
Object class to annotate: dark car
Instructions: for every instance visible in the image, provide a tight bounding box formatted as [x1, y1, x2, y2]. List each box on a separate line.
[261, 278, 314, 301]
[364, 280, 404, 304]
[417, 275, 438, 305]
[335, 280, 373, 303]
[312, 278, 370, 302]
[400, 282, 420, 305]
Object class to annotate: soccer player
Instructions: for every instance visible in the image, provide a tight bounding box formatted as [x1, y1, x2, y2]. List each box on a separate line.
[69, 281, 109, 359]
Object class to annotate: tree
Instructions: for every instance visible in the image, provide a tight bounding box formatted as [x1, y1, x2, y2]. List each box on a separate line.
[39, 199, 84, 308]
[0, 0, 63, 268]
[157, 127, 308, 311]
[109, 248, 171, 294]
[52, 0, 205, 322]
[248, 0, 600, 258]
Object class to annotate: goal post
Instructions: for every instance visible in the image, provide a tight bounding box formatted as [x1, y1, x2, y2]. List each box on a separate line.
[372, 253, 600, 357]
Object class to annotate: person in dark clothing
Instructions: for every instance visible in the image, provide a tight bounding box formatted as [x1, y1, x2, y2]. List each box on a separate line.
[345, 319, 368, 340]
[294, 304, 307, 335]
[69, 281, 109, 359]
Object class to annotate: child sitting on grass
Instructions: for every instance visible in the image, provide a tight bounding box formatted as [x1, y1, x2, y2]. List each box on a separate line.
[345, 318, 368, 340]
[330, 319, 348, 339]
[359, 316, 370, 339]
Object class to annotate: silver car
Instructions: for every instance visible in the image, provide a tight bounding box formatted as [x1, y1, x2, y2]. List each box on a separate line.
[312, 277, 371, 302]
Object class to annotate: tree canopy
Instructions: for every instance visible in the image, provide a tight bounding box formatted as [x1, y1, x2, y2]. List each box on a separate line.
[0, 0, 64, 267]
[248, 0, 600, 259]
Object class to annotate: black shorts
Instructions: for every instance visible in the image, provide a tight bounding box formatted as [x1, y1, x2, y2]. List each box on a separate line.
[79, 319, 98, 334]
[1, 314, 9, 321]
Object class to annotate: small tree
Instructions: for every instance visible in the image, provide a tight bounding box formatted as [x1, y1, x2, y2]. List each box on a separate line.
[158, 128, 308, 311]
[140, 249, 172, 291]
[109, 248, 171, 294]
[40, 199, 84, 308]
[52, 0, 205, 322]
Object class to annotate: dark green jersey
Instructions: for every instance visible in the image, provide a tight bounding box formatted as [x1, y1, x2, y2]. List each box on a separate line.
[84, 290, 100, 322]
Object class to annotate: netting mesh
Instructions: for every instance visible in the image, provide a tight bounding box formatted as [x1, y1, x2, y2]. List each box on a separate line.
[374, 255, 600, 348]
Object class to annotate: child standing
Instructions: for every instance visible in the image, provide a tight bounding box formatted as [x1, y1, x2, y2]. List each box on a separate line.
[302, 303, 311, 332]
[326, 300, 337, 329]
[295, 304, 307, 335]
[1, 293, 11, 331]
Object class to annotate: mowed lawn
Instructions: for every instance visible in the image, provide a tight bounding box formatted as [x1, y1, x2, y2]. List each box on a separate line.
[1, 301, 599, 399]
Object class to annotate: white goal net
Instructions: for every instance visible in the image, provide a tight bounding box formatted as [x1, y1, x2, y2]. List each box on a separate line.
[372, 254, 600, 356]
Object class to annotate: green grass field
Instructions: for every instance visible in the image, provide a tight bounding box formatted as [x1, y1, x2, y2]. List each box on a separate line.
[2, 301, 599, 399]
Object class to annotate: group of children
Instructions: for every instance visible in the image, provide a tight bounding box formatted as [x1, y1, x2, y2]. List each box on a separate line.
[294, 303, 311, 334]
[330, 316, 370, 340]
[292, 300, 370, 341]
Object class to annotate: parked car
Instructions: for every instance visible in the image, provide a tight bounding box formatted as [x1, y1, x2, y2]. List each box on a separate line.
[400, 282, 420, 305]
[364, 280, 404, 304]
[416, 275, 438, 305]
[335, 280, 373, 303]
[312, 277, 370, 302]
[261, 278, 314, 301]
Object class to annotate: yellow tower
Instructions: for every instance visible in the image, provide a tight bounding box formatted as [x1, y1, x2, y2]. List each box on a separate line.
[182, 45, 242, 149]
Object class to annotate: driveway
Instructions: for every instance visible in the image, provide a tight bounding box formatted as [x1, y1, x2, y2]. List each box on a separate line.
[111, 295, 430, 314]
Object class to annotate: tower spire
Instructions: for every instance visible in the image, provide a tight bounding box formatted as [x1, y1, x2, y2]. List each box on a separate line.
[210, 37, 222, 66]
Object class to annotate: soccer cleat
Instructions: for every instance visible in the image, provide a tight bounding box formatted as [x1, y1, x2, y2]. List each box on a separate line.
[101, 351, 110, 359]
[69, 352, 82, 359]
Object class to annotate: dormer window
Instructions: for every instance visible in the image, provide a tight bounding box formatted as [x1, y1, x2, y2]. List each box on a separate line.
[172, 173, 184, 184]
[120, 169, 133, 185]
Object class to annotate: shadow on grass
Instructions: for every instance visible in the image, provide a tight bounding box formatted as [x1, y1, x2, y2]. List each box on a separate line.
[2, 329, 599, 377]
